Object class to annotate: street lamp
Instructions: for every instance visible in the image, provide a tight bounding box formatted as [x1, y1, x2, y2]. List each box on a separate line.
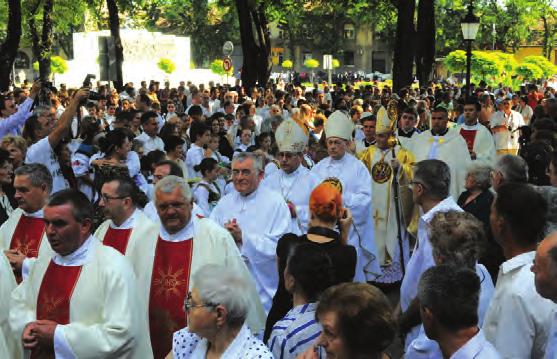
[461, 4, 480, 98]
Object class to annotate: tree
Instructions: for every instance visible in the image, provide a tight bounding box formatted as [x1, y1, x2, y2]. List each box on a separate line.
[444, 50, 467, 75]
[515, 63, 543, 80]
[281, 59, 293, 69]
[158, 58, 176, 74]
[393, 0, 416, 92]
[28, 0, 55, 81]
[332, 58, 340, 69]
[0, 0, 22, 91]
[106, 0, 124, 91]
[470, 51, 502, 84]
[210, 59, 233, 76]
[415, 0, 435, 87]
[304, 58, 319, 69]
[33, 56, 68, 75]
[523, 56, 556, 78]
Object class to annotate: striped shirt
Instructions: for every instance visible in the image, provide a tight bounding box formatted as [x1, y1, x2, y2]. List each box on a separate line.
[268, 302, 323, 359]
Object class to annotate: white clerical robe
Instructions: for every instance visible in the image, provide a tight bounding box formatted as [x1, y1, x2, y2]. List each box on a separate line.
[458, 122, 496, 167]
[262, 165, 321, 235]
[0, 253, 20, 359]
[410, 128, 472, 200]
[10, 236, 152, 358]
[358, 145, 414, 283]
[94, 209, 160, 262]
[210, 186, 291, 313]
[131, 216, 266, 335]
[0, 208, 53, 280]
[310, 153, 381, 282]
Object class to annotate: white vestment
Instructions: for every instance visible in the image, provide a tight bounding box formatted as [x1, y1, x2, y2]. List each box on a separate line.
[310, 153, 381, 282]
[262, 165, 321, 235]
[130, 216, 266, 335]
[10, 237, 152, 358]
[0, 253, 20, 359]
[458, 122, 496, 167]
[489, 110, 525, 153]
[410, 128, 472, 200]
[210, 186, 290, 313]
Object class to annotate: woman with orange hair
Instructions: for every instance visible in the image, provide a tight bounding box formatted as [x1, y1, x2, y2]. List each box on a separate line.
[263, 182, 357, 342]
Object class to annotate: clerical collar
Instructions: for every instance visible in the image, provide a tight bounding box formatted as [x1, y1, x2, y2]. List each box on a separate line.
[398, 128, 416, 138]
[53, 235, 95, 266]
[282, 165, 302, 177]
[238, 186, 259, 199]
[160, 217, 194, 242]
[23, 208, 44, 218]
[364, 138, 376, 147]
[462, 122, 479, 130]
[110, 208, 140, 230]
[431, 128, 449, 136]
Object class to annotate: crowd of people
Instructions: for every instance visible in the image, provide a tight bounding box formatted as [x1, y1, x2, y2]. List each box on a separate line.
[1, 75, 557, 358]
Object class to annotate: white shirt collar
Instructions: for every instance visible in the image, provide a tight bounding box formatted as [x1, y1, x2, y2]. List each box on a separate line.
[500, 251, 535, 275]
[159, 217, 194, 242]
[450, 329, 486, 359]
[421, 196, 461, 223]
[52, 235, 95, 266]
[192, 325, 251, 358]
[23, 208, 44, 218]
[109, 208, 140, 229]
[281, 164, 303, 177]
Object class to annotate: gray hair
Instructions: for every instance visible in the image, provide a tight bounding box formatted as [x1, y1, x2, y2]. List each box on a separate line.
[414, 159, 450, 200]
[154, 175, 192, 205]
[466, 164, 492, 191]
[14, 163, 53, 194]
[33, 105, 52, 117]
[494, 154, 528, 184]
[232, 152, 264, 173]
[192, 264, 251, 327]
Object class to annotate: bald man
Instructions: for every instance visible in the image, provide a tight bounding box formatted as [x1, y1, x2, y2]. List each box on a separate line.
[532, 232, 557, 358]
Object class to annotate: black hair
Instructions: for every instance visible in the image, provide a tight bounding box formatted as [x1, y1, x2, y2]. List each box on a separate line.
[140, 111, 157, 125]
[155, 159, 184, 178]
[187, 105, 203, 117]
[286, 243, 334, 302]
[464, 98, 481, 112]
[0, 148, 10, 166]
[98, 128, 129, 156]
[47, 189, 93, 223]
[194, 157, 218, 177]
[190, 120, 210, 143]
[164, 135, 185, 153]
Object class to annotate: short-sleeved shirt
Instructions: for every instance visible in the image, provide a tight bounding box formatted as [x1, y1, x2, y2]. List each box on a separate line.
[25, 137, 68, 193]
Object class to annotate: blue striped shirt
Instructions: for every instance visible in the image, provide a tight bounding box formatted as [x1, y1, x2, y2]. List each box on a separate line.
[268, 302, 323, 359]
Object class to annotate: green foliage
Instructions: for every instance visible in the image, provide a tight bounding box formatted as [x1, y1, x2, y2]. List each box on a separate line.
[444, 50, 467, 74]
[304, 58, 319, 69]
[190, 60, 196, 70]
[157, 58, 176, 74]
[523, 56, 556, 78]
[515, 63, 543, 80]
[332, 58, 340, 68]
[281, 59, 293, 69]
[32, 56, 68, 75]
[471, 51, 502, 82]
[210, 59, 233, 76]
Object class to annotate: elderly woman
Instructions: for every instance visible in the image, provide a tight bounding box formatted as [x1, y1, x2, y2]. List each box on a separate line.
[264, 182, 357, 341]
[1, 135, 27, 170]
[299, 282, 396, 359]
[405, 211, 495, 359]
[169, 264, 272, 359]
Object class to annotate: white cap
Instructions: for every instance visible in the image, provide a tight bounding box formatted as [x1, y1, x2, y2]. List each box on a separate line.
[275, 117, 308, 153]
[324, 111, 354, 141]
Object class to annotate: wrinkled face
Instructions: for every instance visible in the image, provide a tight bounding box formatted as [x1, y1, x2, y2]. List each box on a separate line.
[277, 152, 301, 174]
[156, 186, 192, 234]
[44, 204, 90, 256]
[36, 109, 56, 140]
[0, 161, 13, 185]
[463, 104, 478, 125]
[14, 174, 48, 213]
[232, 158, 261, 195]
[143, 117, 158, 136]
[316, 311, 348, 359]
[326, 137, 347, 160]
[362, 120, 376, 141]
[464, 174, 477, 191]
[430, 111, 448, 133]
[186, 288, 216, 337]
[531, 242, 557, 301]
[98, 181, 126, 221]
[399, 113, 416, 131]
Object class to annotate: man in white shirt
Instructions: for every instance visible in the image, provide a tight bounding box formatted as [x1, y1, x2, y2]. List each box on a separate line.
[10, 189, 151, 358]
[25, 88, 89, 192]
[210, 152, 291, 313]
[399, 159, 463, 347]
[489, 98, 525, 156]
[484, 183, 556, 358]
[418, 265, 501, 359]
[185, 121, 210, 179]
[134, 111, 165, 154]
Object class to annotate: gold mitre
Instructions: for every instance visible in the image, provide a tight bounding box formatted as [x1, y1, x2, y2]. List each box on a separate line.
[275, 117, 309, 153]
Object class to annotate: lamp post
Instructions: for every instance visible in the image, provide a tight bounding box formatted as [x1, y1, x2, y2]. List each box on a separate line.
[461, 4, 480, 99]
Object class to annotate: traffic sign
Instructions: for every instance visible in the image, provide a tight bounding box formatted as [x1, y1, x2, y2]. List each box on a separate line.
[223, 57, 232, 72]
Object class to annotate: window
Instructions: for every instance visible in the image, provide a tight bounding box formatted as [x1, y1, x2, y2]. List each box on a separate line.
[372, 51, 386, 73]
[303, 53, 313, 62]
[343, 23, 355, 40]
[344, 51, 355, 66]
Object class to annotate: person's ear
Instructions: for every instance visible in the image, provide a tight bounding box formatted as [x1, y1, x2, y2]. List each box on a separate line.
[214, 305, 228, 328]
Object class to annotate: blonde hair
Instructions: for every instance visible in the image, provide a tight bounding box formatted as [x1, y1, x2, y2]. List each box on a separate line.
[1, 135, 27, 154]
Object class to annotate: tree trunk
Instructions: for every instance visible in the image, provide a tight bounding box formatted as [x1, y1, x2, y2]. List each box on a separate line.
[107, 0, 124, 91]
[392, 0, 416, 92]
[542, 16, 552, 60]
[0, 0, 22, 91]
[38, 0, 54, 82]
[235, 0, 271, 90]
[415, 0, 435, 87]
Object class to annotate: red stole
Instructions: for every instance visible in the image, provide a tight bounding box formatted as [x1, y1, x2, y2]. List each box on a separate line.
[103, 227, 133, 255]
[148, 237, 193, 359]
[460, 128, 478, 153]
[10, 214, 46, 258]
[33, 261, 82, 359]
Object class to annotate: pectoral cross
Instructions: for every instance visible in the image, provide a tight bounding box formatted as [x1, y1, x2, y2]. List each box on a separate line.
[373, 209, 384, 228]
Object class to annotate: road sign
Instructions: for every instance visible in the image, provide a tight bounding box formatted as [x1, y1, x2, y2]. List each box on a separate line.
[223, 41, 234, 56]
[223, 57, 232, 72]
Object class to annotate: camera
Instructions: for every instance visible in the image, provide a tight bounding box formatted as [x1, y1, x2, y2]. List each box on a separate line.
[81, 74, 101, 104]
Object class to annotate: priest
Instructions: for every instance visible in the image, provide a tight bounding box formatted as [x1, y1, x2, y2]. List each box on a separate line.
[459, 99, 496, 167]
[94, 176, 159, 257]
[1, 164, 53, 282]
[310, 110, 380, 282]
[396, 107, 420, 149]
[262, 117, 321, 235]
[133, 175, 265, 358]
[9, 189, 151, 358]
[410, 107, 471, 200]
[358, 106, 415, 284]
[0, 253, 19, 358]
[210, 152, 291, 313]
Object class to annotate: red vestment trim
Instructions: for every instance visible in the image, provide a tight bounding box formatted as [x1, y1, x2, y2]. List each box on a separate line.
[10, 215, 46, 283]
[103, 227, 133, 254]
[33, 261, 82, 359]
[148, 237, 193, 359]
[460, 128, 478, 153]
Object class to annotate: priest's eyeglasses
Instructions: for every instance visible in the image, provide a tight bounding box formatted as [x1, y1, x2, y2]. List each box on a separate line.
[100, 194, 127, 202]
[184, 292, 219, 312]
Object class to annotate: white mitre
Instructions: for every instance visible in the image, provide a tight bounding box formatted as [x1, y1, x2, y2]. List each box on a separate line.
[275, 117, 308, 153]
[324, 110, 354, 140]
